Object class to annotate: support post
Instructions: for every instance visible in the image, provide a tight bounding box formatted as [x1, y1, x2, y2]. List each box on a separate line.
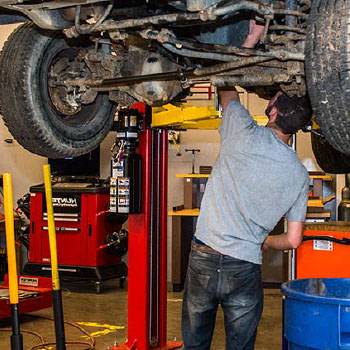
[113, 104, 182, 350]
[43, 164, 66, 350]
[3, 173, 23, 350]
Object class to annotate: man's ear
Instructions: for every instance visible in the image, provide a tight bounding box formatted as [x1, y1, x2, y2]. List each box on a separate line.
[268, 106, 278, 123]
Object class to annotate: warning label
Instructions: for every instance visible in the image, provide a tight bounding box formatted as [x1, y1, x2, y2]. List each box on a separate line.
[313, 240, 333, 251]
[19, 277, 39, 287]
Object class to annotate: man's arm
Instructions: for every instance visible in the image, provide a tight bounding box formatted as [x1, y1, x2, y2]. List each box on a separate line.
[218, 19, 264, 112]
[219, 89, 239, 111]
[263, 221, 304, 251]
[242, 19, 265, 49]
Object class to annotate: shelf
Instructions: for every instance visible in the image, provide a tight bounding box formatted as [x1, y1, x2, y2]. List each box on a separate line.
[306, 211, 331, 218]
[168, 209, 200, 217]
[307, 199, 324, 208]
[309, 175, 333, 181]
[305, 222, 350, 231]
[169, 204, 321, 217]
[175, 173, 210, 178]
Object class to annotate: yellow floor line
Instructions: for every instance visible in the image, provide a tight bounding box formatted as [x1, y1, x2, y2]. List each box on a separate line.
[77, 321, 125, 339]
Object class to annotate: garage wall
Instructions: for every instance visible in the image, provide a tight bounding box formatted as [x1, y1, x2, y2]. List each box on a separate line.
[297, 131, 320, 171]
[0, 25, 47, 203]
[0, 24, 18, 45]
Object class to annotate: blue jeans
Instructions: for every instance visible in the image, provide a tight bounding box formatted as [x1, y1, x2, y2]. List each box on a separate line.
[182, 247, 263, 350]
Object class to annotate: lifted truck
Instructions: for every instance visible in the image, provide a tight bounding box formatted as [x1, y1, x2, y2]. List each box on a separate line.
[0, 0, 348, 173]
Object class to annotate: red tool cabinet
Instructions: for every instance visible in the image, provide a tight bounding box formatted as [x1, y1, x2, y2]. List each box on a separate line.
[23, 182, 127, 292]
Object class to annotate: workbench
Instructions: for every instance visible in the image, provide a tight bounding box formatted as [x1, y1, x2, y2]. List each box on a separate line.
[168, 209, 199, 291]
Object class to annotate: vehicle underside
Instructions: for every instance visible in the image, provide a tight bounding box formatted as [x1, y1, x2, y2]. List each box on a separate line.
[1, 0, 308, 101]
[0, 0, 349, 173]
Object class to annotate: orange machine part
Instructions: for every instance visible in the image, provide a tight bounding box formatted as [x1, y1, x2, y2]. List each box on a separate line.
[296, 228, 350, 279]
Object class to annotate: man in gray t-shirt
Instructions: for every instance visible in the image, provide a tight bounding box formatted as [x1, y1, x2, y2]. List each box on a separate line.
[196, 95, 310, 265]
[181, 90, 312, 350]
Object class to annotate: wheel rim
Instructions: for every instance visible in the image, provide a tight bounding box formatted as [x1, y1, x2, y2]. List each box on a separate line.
[39, 38, 111, 141]
[48, 47, 84, 117]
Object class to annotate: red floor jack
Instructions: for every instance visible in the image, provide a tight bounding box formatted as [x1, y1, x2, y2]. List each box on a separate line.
[0, 275, 52, 320]
[109, 104, 182, 350]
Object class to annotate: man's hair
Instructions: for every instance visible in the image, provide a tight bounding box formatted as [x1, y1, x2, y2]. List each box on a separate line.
[273, 94, 312, 134]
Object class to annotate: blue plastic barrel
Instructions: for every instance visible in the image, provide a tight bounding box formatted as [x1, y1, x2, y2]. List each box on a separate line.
[282, 279, 350, 350]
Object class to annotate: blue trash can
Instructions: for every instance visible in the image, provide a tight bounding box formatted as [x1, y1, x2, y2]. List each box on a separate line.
[282, 279, 350, 350]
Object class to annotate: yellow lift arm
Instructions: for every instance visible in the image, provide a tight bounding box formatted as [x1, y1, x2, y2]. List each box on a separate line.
[152, 104, 268, 130]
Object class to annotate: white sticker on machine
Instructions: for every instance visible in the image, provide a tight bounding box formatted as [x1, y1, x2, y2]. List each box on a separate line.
[19, 277, 39, 287]
[313, 239, 333, 251]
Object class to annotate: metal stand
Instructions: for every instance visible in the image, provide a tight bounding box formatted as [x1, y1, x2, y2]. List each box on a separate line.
[10, 304, 23, 350]
[52, 289, 66, 350]
[185, 149, 200, 174]
[113, 104, 182, 350]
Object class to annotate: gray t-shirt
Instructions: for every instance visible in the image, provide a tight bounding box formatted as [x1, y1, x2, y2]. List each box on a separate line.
[195, 101, 309, 264]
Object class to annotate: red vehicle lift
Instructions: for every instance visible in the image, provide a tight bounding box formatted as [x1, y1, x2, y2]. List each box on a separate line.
[113, 103, 182, 350]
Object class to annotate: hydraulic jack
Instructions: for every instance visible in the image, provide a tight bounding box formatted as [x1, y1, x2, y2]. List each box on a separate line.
[112, 103, 182, 350]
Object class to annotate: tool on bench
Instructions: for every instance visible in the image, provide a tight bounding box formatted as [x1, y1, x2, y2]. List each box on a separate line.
[185, 149, 200, 174]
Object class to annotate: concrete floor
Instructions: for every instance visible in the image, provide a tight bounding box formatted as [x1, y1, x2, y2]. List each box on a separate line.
[0, 285, 282, 349]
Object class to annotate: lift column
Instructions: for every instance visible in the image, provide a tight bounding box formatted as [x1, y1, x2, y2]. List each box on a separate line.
[115, 103, 181, 350]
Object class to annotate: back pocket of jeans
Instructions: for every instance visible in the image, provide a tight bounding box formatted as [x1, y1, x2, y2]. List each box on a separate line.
[228, 269, 262, 305]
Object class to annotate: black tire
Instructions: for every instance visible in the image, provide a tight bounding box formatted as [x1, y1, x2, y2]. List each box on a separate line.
[311, 132, 350, 174]
[305, 0, 350, 155]
[0, 23, 115, 158]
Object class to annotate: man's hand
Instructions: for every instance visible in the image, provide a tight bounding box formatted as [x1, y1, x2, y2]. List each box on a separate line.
[218, 19, 264, 111]
[263, 221, 304, 251]
[219, 89, 239, 111]
[242, 19, 265, 49]
[261, 238, 269, 252]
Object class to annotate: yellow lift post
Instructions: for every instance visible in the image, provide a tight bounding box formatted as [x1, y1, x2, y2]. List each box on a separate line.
[43, 164, 67, 350]
[3, 173, 23, 350]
